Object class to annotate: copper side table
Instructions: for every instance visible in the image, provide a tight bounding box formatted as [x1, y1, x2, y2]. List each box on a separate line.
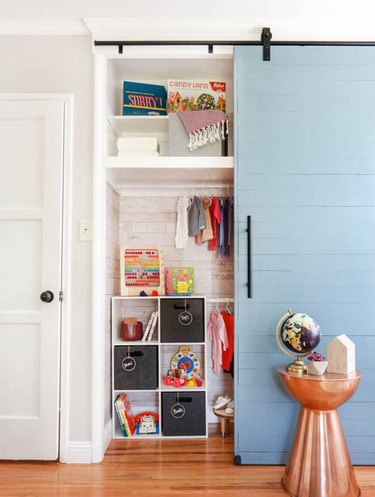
[278, 367, 362, 497]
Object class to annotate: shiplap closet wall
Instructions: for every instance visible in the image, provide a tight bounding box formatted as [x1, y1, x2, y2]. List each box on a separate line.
[105, 184, 234, 427]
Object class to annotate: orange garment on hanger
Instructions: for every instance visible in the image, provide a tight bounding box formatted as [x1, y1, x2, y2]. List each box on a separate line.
[221, 311, 234, 371]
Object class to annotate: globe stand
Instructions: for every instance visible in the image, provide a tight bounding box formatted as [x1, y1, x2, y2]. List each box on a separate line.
[286, 355, 307, 375]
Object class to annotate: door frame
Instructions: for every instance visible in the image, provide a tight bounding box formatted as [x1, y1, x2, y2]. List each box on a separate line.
[0, 93, 73, 462]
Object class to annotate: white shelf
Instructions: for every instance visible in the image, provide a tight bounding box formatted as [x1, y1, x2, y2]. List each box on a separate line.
[114, 389, 159, 393]
[114, 340, 158, 346]
[112, 295, 206, 300]
[106, 156, 233, 188]
[106, 155, 233, 168]
[114, 341, 205, 346]
[160, 386, 206, 392]
[114, 434, 161, 440]
[112, 295, 159, 300]
[160, 342, 206, 346]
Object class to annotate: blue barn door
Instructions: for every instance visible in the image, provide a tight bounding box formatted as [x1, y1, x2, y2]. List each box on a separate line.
[234, 45, 375, 465]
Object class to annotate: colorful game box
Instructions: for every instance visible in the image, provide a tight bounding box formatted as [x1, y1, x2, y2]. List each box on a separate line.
[123, 81, 167, 116]
[165, 267, 194, 295]
[167, 79, 226, 113]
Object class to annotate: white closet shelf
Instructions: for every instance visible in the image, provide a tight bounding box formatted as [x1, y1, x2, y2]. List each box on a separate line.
[160, 386, 206, 392]
[105, 156, 234, 188]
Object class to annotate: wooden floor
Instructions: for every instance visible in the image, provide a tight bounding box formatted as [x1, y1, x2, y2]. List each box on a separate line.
[0, 434, 374, 497]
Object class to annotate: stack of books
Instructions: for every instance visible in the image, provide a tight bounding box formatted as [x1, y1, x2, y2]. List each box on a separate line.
[117, 136, 159, 157]
[114, 393, 136, 437]
[142, 311, 159, 342]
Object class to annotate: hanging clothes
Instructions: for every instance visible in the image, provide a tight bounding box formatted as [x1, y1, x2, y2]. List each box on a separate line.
[221, 311, 234, 371]
[207, 310, 228, 375]
[175, 196, 190, 249]
[188, 195, 206, 236]
[227, 197, 234, 256]
[208, 196, 221, 251]
[197, 197, 214, 244]
[223, 197, 233, 257]
[218, 197, 225, 257]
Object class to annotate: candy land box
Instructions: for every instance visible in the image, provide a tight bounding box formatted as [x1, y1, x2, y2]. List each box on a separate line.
[165, 267, 194, 295]
[167, 79, 226, 113]
[123, 81, 167, 116]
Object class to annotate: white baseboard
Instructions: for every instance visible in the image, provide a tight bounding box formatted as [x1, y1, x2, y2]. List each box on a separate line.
[90, 419, 113, 464]
[62, 441, 92, 464]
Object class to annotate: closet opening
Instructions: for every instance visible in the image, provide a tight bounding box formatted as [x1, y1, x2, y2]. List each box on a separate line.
[100, 46, 236, 443]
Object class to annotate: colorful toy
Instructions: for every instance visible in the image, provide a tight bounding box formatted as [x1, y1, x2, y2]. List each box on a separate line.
[120, 246, 165, 296]
[170, 346, 200, 380]
[134, 412, 159, 435]
[161, 346, 203, 388]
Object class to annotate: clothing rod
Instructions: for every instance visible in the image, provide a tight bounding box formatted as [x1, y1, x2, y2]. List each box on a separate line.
[116, 184, 233, 190]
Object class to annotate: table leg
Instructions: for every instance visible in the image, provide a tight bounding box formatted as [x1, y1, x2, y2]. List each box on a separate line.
[220, 418, 226, 438]
[282, 407, 360, 497]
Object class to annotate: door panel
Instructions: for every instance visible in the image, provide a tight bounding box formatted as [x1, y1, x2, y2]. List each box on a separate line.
[0, 220, 42, 310]
[0, 323, 41, 416]
[0, 117, 43, 207]
[234, 46, 375, 464]
[0, 99, 64, 460]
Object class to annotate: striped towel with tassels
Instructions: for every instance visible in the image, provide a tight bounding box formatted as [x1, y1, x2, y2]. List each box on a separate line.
[176, 109, 228, 151]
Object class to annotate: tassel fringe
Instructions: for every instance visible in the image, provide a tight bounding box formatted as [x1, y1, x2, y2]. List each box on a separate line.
[188, 119, 228, 151]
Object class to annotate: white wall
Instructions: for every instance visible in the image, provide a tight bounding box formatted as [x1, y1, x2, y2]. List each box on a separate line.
[0, 35, 93, 445]
[0, 5, 371, 460]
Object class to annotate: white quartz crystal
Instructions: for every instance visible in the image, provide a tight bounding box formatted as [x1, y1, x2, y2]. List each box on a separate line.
[327, 334, 356, 374]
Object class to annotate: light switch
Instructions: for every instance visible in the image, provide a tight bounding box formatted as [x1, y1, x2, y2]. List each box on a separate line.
[79, 220, 92, 242]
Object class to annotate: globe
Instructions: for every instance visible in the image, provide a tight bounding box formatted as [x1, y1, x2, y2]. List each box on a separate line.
[275, 310, 321, 375]
[281, 312, 321, 354]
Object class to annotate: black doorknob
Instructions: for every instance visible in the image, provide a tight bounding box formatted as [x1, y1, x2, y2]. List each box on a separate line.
[40, 291, 54, 303]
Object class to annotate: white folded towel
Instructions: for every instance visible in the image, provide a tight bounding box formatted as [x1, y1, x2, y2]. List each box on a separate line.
[117, 136, 159, 151]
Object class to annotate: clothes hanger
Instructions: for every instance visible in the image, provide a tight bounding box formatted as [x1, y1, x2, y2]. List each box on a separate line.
[225, 297, 232, 315]
[215, 300, 220, 314]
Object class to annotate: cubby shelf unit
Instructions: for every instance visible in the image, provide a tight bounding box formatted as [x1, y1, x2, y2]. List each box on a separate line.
[111, 295, 208, 440]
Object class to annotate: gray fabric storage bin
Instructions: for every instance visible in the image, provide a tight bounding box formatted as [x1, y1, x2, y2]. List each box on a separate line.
[114, 345, 158, 390]
[168, 112, 224, 157]
[160, 298, 205, 343]
[162, 392, 206, 436]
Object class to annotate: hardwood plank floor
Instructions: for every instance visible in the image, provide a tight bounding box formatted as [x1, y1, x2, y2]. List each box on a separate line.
[0, 435, 374, 497]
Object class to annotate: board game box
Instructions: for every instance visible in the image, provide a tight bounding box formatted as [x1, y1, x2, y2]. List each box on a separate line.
[123, 81, 167, 116]
[167, 79, 226, 113]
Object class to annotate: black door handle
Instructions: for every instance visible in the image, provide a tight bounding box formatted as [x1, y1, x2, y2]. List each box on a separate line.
[40, 291, 54, 303]
[247, 216, 252, 298]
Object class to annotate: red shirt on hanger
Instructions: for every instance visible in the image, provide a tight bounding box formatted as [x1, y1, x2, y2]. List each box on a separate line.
[209, 196, 221, 251]
[221, 311, 234, 371]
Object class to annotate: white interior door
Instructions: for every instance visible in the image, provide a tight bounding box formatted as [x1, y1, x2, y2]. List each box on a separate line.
[0, 98, 64, 459]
